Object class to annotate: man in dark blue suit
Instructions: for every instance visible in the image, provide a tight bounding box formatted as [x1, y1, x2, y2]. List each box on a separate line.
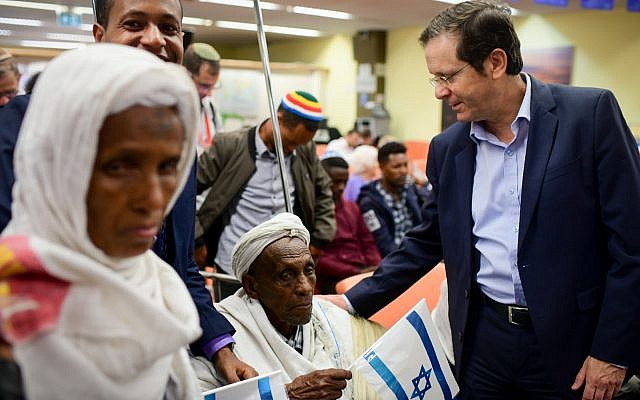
[325, 1, 640, 399]
[0, 0, 257, 386]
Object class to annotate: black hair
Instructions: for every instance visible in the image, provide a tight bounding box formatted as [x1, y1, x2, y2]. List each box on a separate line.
[94, 0, 184, 28]
[321, 157, 349, 173]
[418, 0, 522, 75]
[378, 141, 407, 165]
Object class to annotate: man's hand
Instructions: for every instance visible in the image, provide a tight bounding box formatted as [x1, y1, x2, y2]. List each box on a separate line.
[315, 294, 348, 311]
[194, 243, 208, 268]
[285, 368, 352, 400]
[571, 356, 626, 400]
[212, 346, 259, 383]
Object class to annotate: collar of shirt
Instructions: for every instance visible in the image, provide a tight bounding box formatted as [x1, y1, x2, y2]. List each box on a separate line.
[277, 324, 304, 354]
[470, 73, 532, 146]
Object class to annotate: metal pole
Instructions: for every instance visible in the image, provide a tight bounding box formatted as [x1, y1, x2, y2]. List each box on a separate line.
[252, 0, 293, 213]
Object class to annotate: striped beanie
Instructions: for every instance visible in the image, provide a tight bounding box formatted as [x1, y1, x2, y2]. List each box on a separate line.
[280, 91, 323, 122]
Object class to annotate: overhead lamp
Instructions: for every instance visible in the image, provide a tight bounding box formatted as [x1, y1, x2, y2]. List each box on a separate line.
[289, 6, 353, 20]
[19, 40, 87, 50]
[215, 20, 321, 37]
[0, 0, 64, 12]
[71, 6, 94, 15]
[0, 17, 44, 27]
[199, 0, 282, 11]
[46, 33, 94, 42]
[183, 17, 214, 26]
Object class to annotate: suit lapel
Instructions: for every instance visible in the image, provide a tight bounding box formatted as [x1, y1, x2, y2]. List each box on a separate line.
[518, 78, 559, 250]
[454, 131, 476, 271]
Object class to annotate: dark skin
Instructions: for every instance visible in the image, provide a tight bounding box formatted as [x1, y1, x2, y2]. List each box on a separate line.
[380, 152, 409, 199]
[195, 113, 322, 265]
[242, 237, 352, 400]
[91, 0, 257, 384]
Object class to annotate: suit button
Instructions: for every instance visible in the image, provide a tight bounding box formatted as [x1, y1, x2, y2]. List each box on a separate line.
[458, 331, 464, 342]
[464, 288, 470, 299]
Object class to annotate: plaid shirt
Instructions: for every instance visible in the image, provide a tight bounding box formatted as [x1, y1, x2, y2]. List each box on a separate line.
[376, 181, 414, 246]
[280, 325, 304, 354]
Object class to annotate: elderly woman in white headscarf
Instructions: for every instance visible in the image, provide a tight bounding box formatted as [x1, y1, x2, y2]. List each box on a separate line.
[0, 44, 201, 400]
[191, 212, 383, 400]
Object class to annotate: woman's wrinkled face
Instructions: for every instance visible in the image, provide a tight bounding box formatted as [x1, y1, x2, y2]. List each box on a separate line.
[86, 105, 184, 257]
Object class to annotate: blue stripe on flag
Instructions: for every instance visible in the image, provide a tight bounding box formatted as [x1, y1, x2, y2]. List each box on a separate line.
[364, 350, 409, 400]
[407, 311, 454, 400]
[204, 393, 215, 400]
[258, 377, 274, 400]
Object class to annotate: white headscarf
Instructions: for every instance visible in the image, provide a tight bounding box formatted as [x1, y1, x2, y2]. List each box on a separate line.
[231, 212, 310, 280]
[2, 44, 201, 400]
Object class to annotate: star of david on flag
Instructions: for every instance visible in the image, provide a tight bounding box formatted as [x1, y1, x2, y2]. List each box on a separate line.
[203, 370, 287, 400]
[352, 299, 459, 400]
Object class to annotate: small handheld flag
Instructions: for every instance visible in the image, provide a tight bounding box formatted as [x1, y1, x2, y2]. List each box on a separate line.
[203, 370, 288, 400]
[352, 299, 459, 400]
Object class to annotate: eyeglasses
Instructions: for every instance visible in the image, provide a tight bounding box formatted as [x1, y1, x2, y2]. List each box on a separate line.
[428, 63, 470, 88]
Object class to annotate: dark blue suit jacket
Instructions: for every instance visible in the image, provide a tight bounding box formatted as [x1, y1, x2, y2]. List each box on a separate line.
[0, 95, 234, 357]
[346, 78, 640, 397]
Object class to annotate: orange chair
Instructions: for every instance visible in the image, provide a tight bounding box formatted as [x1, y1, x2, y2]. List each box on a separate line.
[404, 140, 430, 161]
[335, 263, 446, 329]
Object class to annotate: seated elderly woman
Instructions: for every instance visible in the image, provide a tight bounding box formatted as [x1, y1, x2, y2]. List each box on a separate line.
[0, 44, 201, 399]
[192, 212, 383, 399]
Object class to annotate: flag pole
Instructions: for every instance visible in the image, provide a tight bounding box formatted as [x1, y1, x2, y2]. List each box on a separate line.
[252, 0, 293, 214]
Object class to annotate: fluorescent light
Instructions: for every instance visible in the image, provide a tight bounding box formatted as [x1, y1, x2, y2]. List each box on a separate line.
[183, 17, 213, 26]
[0, 1, 65, 12]
[215, 20, 321, 37]
[71, 6, 94, 15]
[433, 0, 521, 15]
[19, 40, 87, 50]
[0, 17, 44, 27]
[46, 33, 94, 42]
[290, 6, 352, 20]
[0, 29, 12, 37]
[200, 0, 282, 11]
[80, 24, 94, 31]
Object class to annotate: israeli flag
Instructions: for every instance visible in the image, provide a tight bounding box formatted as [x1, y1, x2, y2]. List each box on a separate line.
[352, 299, 459, 400]
[203, 370, 287, 400]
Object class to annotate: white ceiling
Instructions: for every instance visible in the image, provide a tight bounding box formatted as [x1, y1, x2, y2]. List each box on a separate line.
[0, 0, 600, 50]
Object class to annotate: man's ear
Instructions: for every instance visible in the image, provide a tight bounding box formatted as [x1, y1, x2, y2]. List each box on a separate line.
[487, 48, 508, 79]
[242, 274, 259, 299]
[93, 23, 106, 42]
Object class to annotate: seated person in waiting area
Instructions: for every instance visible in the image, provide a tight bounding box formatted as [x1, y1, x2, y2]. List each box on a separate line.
[315, 154, 381, 294]
[358, 141, 426, 257]
[191, 212, 383, 399]
[0, 44, 203, 400]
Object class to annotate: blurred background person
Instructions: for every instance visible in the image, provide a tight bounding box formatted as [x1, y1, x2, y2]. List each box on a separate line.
[357, 141, 425, 257]
[343, 144, 379, 203]
[183, 42, 223, 155]
[315, 154, 381, 294]
[0, 48, 20, 107]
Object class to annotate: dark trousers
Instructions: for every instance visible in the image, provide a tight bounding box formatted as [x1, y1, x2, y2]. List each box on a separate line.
[459, 300, 566, 400]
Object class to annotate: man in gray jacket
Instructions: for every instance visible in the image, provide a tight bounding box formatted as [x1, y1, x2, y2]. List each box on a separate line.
[195, 91, 335, 295]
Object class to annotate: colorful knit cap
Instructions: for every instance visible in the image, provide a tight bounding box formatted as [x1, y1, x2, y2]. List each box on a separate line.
[280, 91, 323, 122]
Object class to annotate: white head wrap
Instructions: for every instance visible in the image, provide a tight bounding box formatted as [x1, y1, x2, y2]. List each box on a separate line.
[2, 44, 201, 400]
[231, 212, 310, 280]
[6, 43, 198, 265]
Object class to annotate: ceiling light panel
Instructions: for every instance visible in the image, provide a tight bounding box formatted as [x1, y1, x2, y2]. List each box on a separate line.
[289, 6, 352, 20]
[0, 17, 44, 27]
[199, 0, 282, 11]
[215, 20, 321, 37]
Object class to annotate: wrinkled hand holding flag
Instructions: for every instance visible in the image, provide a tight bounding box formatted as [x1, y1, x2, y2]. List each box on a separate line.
[203, 370, 287, 400]
[352, 299, 459, 400]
